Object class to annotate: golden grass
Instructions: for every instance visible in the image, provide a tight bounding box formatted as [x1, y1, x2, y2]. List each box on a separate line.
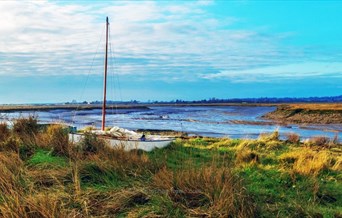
[331, 156, 342, 171]
[279, 148, 331, 176]
[288, 103, 342, 111]
[236, 149, 260, 165]
[153, 166, 256, 217]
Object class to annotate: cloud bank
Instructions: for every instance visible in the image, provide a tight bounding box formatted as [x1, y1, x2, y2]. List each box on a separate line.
[0, 0, 341, 84]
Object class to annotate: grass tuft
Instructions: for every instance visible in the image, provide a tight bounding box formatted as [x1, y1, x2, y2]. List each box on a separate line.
[153, 165, 256, 217]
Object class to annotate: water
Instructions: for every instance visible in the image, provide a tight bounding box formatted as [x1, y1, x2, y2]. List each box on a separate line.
[1, 106, 341, 140]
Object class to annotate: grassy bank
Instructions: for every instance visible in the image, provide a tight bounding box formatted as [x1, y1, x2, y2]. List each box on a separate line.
[263, 103, 342, 124]
[0, 118, 341, 217]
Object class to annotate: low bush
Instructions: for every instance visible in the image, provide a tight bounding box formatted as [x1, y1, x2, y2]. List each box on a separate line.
[76, 132, 106, 156]
[12, 116, 39, 140]
[286, 132, 300, 144]
[308, 136, 330, 146]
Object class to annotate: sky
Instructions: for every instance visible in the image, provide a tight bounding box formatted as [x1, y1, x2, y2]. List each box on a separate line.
[0, 0, 341, 104]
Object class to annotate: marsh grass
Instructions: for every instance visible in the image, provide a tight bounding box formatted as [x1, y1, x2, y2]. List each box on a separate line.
[153, 165, 256, 217]
[0, 119, 341, 217]
[0, 123, 10, 143]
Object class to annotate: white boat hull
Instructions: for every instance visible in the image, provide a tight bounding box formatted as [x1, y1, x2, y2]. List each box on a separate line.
[69, 134, 173, 152]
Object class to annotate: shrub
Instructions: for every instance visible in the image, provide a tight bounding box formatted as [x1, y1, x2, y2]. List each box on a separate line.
[77, 133, 106, 156]
[308, 136, 330, 146]
[46, 125, 69, 156]
[12, 116, 39, 149]
[286, 133, 300, 144]
[12, 116, 39, 137]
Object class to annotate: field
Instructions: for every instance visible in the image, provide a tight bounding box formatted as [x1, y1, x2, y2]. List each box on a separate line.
[0, 118, 341, 217]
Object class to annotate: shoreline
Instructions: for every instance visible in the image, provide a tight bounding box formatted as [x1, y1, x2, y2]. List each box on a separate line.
[1, 102, 341, 111]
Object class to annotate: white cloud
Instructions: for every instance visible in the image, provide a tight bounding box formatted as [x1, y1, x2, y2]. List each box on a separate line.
[0, 0, 339, 83]
[202, 62, 342, 82]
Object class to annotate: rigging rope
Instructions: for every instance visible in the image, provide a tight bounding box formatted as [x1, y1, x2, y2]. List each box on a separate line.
[71, 24, 106, 127]
[108, 23, 123, 127]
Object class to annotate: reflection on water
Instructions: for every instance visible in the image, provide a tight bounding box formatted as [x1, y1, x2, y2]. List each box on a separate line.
[1, 106, 341, 140]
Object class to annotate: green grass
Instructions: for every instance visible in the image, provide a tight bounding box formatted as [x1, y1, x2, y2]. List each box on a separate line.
[79, 162, 127, 190]
[27, 149, 68, 168]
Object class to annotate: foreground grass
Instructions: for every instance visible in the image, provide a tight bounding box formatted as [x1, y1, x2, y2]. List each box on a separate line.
[0, 119, 341, 217]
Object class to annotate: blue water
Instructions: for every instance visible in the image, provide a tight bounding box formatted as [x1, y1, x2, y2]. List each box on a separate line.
[1, 106, 341, 140]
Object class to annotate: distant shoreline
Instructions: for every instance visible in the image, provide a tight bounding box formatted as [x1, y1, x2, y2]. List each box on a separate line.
[0, 102, 341, 112]
[0, 104, 150, 112]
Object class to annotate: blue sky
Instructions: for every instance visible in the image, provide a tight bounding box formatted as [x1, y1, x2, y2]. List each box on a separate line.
[0, 0, 341, 104]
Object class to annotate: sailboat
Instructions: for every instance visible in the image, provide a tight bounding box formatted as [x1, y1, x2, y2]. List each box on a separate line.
[71, 17, 173, 151]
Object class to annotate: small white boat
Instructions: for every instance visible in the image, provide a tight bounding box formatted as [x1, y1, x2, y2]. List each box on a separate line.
[69, 133, 173, 152]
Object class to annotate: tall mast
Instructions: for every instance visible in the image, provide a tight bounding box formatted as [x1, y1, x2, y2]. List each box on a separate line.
[102, 16, 109, 131]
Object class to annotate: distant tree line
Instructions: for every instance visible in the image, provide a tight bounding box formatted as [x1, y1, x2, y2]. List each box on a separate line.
[66, 95, 342, 105]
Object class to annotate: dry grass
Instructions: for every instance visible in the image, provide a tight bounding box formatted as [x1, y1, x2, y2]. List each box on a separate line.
[153, 166, 256, 217]
[0, 136, 20, 153]
[288, 103, 342, 111]
[81, 189, 149, 216]
[12, 116, 39, 140]
[0, 123, 10, 143]
[234, 131, 283, 152]
[331, 156, 342, 171]
[279, 148, 331, 176]
[46, 125, 69, 156]
[258, 130, 279, 141]
[236, 149, 259, 165]
[0, 152, 24, 194]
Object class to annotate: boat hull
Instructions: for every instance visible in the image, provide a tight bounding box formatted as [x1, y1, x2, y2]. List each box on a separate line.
[69, 134, 173, 152]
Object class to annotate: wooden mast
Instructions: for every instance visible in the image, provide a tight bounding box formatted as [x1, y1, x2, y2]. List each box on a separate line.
[102, 16, 109, 131]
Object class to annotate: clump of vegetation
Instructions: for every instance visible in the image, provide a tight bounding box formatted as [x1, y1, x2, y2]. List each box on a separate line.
[76, 132, 106, 155]
[12, 115, 39, 140]
[0, 123, 10, 143]
[236, 148, 259, 165]
[45, 124, 69, 156]
[280, 148, 331, 176]
[153, 166, 256, 217]
[286, 132, 300, 144]
[307, 136, 331, 147]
